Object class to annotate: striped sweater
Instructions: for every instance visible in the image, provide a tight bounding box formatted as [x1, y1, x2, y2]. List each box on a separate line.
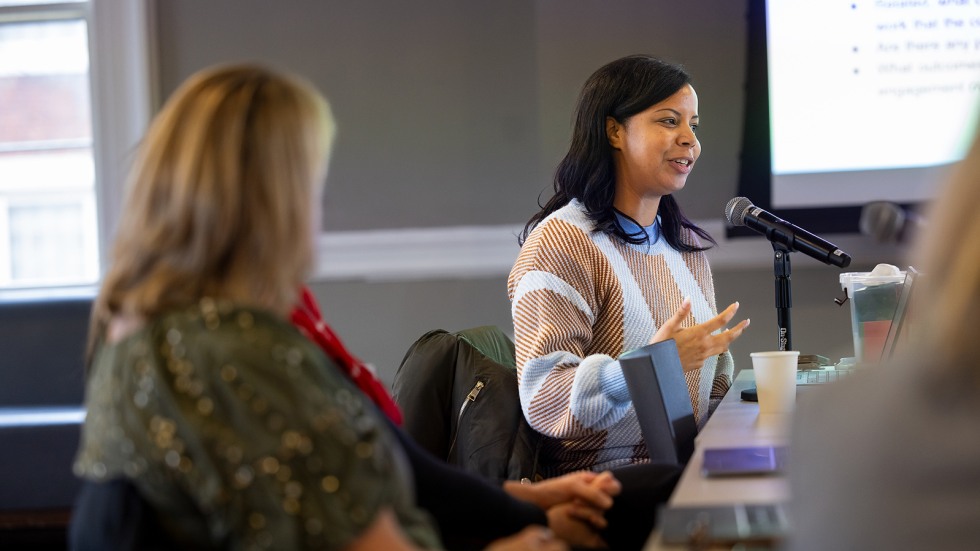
[507, 199, 733, 475]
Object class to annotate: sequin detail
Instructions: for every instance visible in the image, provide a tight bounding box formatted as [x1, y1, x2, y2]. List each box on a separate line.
[73, 301, 442, 549]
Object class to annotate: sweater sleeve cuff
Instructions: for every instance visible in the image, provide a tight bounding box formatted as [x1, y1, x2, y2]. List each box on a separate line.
[711, 372, 732, 399]
[598, 358, 631, 404]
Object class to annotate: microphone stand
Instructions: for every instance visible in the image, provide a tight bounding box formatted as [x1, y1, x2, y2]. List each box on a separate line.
[774, 243, 792, 351]
[743, 242, 794, 401]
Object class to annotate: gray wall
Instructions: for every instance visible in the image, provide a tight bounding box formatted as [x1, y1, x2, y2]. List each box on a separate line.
[153, 0, 913, 383]
[154, 0, 746, 228]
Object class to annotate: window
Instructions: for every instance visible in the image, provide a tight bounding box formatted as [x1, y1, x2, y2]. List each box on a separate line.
[0, 8, 98, 287]
[0, 0, 153, 296]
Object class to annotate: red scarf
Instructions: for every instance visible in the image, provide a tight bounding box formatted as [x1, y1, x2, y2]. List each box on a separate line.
[290, 286, 403, 425]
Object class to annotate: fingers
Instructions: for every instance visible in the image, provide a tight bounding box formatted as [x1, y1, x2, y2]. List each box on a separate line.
[591, 471, 622, 497]
[698, 301, 740, 333]
[549, 471, 620, 511]
[650, 297, 691, 344]
[565, 503, 609, 529]
[547, 472, 613, 509]
[656, 300, 750, 372]
[545, 506, 608, 550]
[566, 470, 597, 484]
[571, 481, 614, 510]
[671, 302, 750, 371]
[687, 302, 750, 346]
[711, 318, 751, 351]
[669, 301, 743, 340]
[701, 317, 750, 357]
[667, 296, 692, 328]
[722, 318, 751, 343]
[572, 471, 614, 507]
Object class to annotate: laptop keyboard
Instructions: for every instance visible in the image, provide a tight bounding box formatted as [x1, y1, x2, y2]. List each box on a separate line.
[797, 369, 852, 385]
[659, 503, 790, 545]
[743, 503, 786, 530]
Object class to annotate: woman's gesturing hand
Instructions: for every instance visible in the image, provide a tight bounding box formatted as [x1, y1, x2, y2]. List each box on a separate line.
[650, 298, 750, 372]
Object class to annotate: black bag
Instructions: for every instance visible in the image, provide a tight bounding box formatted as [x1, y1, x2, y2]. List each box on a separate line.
[392, 327, 540, 481]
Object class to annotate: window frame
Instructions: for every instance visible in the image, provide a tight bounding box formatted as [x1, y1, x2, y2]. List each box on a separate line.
[0, 0, 155, 300]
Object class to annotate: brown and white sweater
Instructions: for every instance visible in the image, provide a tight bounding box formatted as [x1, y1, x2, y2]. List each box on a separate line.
[507, 199, 733, 475]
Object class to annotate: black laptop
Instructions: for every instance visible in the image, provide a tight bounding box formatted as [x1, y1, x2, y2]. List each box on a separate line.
[620, 340, 697, 465]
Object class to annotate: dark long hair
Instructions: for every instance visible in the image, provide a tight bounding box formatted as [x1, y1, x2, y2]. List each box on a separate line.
[519, 55, 714, 251]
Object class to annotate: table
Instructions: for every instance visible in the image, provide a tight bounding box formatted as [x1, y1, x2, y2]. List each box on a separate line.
[643, 369, 806, 549]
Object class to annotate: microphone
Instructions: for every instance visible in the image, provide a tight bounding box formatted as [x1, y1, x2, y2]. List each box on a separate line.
[859, 201, 924, 243]
[725, 197, 852, 268]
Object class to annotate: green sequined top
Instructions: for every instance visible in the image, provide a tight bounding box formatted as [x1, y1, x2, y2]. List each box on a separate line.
[73, 299, 442, 550]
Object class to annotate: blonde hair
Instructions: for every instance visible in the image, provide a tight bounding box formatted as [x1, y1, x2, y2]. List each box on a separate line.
[911, 127, 980, 378]
[91, 64, 335, 349]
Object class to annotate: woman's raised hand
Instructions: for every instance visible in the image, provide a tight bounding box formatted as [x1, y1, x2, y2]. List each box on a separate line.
[650, 298, 750, 372]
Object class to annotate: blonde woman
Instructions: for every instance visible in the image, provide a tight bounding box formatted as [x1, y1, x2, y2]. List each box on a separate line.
[71, 65, 565, 551]
[789, 127, 980, 549]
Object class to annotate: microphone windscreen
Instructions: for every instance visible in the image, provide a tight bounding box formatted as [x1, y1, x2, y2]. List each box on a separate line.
[725, 197, 753, 226]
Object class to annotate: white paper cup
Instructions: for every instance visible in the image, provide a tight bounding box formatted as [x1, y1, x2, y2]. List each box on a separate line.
[751, 351, 800, 414]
